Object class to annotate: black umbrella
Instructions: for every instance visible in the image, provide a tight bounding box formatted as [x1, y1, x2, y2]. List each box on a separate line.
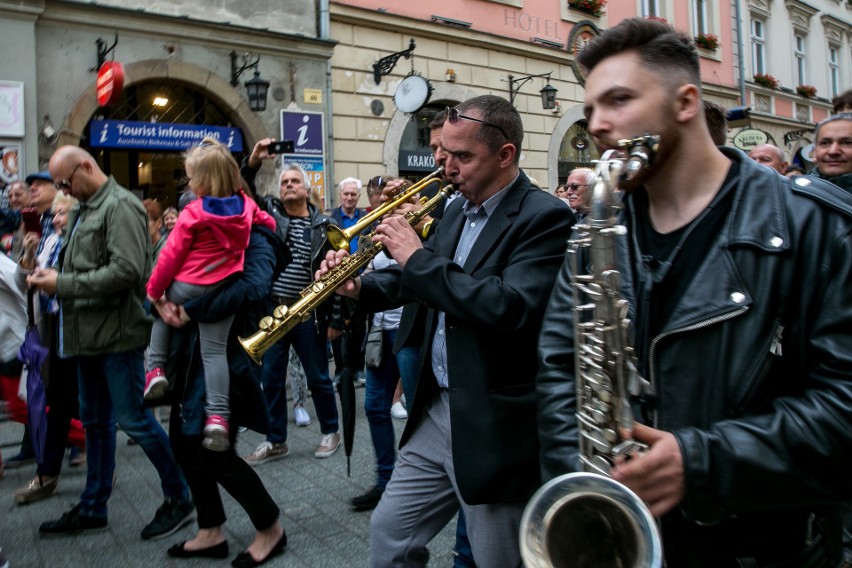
[17, 288, 48, 472]
[336, 365, 356, 477]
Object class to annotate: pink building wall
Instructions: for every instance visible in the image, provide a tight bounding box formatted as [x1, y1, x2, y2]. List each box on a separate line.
[334, 0, 738, 90]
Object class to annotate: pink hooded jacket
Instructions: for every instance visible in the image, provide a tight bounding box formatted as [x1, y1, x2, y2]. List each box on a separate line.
[146, 190, 276, 300]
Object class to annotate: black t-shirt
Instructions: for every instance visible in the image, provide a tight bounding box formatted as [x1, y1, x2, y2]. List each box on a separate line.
[630, 158, 738, 367]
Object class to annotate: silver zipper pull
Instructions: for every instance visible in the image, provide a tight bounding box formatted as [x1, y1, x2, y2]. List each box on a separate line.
[770, 324, 784, 356]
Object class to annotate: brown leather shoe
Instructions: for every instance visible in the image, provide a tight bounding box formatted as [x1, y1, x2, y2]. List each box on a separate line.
[14, 475, 59, 505]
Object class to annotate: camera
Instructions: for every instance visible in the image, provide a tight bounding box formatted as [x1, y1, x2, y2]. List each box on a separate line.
[268, 140, 294, 154]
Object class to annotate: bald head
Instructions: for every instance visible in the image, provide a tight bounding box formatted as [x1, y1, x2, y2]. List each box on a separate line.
[748, 144, 788, 174]
[48, 146, 108, 202]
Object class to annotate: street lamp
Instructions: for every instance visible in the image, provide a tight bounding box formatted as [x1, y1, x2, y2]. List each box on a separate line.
[508, 72, 558, 110]
[230, 51, 270, 112]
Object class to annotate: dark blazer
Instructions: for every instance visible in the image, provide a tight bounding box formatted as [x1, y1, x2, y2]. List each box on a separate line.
[359, 171, 574, 505]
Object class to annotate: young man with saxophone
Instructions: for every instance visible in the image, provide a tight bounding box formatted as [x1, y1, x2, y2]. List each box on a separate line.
[536, 18, 852, 567]
[320, 94, 574, 567]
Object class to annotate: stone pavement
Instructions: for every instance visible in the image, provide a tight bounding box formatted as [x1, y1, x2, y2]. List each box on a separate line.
[0, 389, 456, 567]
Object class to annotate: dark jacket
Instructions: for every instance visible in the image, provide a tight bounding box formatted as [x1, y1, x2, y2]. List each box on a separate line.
[174, 225, 286, 435]
[537, 149, 852, 567]
[359, 171, 574, 505]
[810, 168, 852, 194]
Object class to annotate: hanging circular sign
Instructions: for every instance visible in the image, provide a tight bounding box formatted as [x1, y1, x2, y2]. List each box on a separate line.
[567, 20, 601, 87]
[732, 128, 769, 151]
[96, 62, 125, 107]
[394, 75, 432, 114]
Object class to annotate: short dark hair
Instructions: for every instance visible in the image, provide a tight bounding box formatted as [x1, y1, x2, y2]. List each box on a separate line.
[576, 17, 700, 88]
[454, 95, 523, 163]
[429, 113, 446, 131]
[832, 90, 852, 114]
[703, 100, 728, 145]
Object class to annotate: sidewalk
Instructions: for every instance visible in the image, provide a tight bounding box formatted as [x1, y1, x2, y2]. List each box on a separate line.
[0, 389, 456, 567]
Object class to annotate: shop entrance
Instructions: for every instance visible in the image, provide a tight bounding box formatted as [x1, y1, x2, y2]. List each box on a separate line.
[81, 80, 245, 208]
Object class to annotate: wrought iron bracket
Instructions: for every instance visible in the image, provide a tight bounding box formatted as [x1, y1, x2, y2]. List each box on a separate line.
[373, 39, 416, 85]
[90, 33, 119, 72]
[230, 51, 261, 87]
[508, 72, 552, 105]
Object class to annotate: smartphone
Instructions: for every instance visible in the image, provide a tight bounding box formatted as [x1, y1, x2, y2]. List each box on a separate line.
[21, 207, 42, 236]
[268, 140, 295, 154]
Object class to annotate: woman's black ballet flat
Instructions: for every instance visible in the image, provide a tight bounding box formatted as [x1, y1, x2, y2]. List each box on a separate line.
[167, 540, 229, 559]
[230, 532, 287, 568]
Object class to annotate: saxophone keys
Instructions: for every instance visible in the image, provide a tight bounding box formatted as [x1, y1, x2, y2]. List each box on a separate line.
[272, 306, 289, 320]
[258, 316, 275, 331]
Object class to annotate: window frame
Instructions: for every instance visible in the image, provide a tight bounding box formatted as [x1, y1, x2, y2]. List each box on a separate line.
[750, 17, 766, 76]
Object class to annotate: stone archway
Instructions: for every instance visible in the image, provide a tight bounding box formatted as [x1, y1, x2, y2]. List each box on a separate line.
[547, 102, 587, 191]
[382, 82, 479, 175]
[58, 59, 267, 148]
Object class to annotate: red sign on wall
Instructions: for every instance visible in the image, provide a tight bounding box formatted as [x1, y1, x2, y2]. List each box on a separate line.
[96, 62, 125, 107]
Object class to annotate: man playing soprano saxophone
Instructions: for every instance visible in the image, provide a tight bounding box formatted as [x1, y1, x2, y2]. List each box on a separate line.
[537, 18, 852, 567]
[320, 95, 573, 567]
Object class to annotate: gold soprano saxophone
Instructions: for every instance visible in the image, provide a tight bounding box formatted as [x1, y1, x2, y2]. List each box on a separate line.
[520, 135, 663, 568]
[239, 182, 456, 365]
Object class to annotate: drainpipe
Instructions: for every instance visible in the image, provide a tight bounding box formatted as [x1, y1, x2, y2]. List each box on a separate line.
[320, 0, 336, 210]
[734, 0, 746, 106]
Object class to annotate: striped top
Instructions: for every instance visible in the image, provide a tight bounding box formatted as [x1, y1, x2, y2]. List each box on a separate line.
[271, 216, 312, 300]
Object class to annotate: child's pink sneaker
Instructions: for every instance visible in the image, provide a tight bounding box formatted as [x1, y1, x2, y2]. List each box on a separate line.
[144, 368, 168, 400]
[202, 415, 230, 452]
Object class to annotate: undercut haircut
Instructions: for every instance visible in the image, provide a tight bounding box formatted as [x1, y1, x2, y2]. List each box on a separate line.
[576, 17, 701, 90]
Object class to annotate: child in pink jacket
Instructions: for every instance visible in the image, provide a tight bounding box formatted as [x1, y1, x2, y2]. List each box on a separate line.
[145, 137, 275, 451]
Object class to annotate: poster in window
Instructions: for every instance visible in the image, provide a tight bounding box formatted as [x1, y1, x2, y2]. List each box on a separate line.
[0, 141, 22, 192]
[0, 81, 25, 137]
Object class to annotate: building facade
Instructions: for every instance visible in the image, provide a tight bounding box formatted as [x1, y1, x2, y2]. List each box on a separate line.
[0, 0, 335, 205]
[328, 0, 847, 193]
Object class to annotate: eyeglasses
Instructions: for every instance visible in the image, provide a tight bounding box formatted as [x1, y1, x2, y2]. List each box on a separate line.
[566, 183, 589, 192]
[445, 107, 510, 140]
[54, 163, 82, 190]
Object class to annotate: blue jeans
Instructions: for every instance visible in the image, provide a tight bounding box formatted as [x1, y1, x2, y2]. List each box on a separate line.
[77, 348, 188, 519]
[365, 330, 420, 487]
[396, 346, 419, 411]
[260, 314, 339, 444]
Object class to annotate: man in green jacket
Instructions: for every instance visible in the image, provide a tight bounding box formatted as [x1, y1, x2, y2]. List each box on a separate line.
[28, 146, 194, 539]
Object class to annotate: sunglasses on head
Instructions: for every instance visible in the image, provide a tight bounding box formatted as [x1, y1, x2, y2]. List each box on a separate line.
[445, 107, 510, 140]
[367, 176, 386, 190]
[54, 163, 82, 190]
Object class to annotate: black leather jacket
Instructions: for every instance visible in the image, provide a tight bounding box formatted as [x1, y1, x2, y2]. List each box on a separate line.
[537, 149, 852, 567]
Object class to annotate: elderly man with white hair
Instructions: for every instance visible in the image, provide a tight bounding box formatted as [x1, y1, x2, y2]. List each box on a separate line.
[330, 177, 365, 253]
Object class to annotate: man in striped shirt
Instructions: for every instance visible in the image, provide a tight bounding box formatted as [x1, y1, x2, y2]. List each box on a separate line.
[243, 163, 341, 465]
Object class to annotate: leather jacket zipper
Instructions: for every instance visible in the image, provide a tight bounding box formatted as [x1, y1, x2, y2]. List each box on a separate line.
[730, 320, 783, 415]
[647, 307, 749, 427]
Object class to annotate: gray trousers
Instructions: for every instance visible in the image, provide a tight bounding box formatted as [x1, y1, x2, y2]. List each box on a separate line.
[148, 280, 233, 419]
[369, 390, 524, 568]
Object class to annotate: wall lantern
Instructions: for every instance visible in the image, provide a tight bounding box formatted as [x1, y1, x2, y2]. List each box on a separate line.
[508, 72, 558, 110]
[230, 51, 270, 112]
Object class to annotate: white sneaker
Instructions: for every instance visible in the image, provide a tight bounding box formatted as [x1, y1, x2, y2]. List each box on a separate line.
[294, 405, 311, 427]
[390, 401, 408, 420]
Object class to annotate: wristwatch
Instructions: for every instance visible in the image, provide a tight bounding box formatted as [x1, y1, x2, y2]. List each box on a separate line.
[421, 219, 434, 239]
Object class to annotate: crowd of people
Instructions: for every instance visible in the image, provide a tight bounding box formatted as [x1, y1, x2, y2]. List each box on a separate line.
[1, 16, 851, 568]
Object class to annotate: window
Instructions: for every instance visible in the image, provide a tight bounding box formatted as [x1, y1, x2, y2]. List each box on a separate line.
[692, 0, 708, 34]
[751, 18, 766, 75]
[642, 0, 659, 18]
[829, 46, 840, 97]
[794, 35, 806, 85]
